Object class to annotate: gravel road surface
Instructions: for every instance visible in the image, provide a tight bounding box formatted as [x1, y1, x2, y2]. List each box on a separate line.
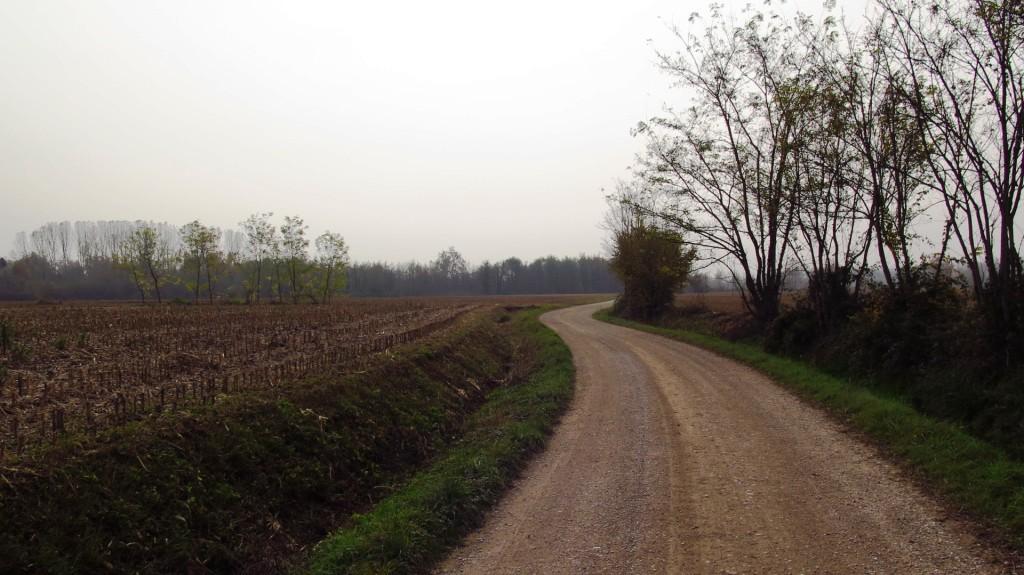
[437, 302, 1012, 574]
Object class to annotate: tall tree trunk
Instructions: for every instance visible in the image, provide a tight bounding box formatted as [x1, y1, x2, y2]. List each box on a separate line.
[206, 256, 215, 304]
[149, 266, 162, 304]
[322, 266, 333, 304]
[194, 256, 201, 304]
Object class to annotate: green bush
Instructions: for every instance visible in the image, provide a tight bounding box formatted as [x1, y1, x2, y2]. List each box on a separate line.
[610, 223, 696, 320]
[764, 305, 819, 356]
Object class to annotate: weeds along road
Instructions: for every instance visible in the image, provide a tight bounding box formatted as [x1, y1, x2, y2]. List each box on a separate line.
[438, 302, 1010, 574]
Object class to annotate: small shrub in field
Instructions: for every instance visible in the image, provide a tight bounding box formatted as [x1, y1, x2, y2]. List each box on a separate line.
[7, 341, 31, 366]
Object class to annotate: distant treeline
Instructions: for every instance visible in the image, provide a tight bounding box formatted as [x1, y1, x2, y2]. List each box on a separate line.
[348, 255, 620, 297]
[0, 219, 620, 301]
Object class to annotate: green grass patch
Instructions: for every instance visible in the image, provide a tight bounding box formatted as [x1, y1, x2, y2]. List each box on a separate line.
[596, 309, 1024, 548]
[306, 307, 574, 575]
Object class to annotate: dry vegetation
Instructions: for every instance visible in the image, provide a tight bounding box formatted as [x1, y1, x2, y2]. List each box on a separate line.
[0, 296, 596, 573]
[675, 292, 799, 315]
[665, 291, 803, 341]
[0, 294, 610, 459]
[0, 299, 481, 456]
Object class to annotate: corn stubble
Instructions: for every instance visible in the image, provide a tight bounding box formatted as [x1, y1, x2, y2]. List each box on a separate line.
[0, 300, 473, 457]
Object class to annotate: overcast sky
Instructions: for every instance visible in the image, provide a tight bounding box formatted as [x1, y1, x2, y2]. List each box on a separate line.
[0, 0, 865, 264]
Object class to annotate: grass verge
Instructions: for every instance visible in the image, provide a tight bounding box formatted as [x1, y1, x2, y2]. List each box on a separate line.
[306, 307, 574, 575]
[596, 308, 1024, 548]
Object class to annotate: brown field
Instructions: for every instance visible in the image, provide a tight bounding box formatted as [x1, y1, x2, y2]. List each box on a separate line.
[675, 291, 800, 315]
[0, 299, 473, 458]
[0, 294, 612, 458]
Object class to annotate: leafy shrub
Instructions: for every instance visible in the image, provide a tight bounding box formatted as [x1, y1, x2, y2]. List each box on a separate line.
[9, 342, 30, 365]
[764, 305, 819, 356]
[832, 278, 972, 378]
[610, 223, 696, 320]
[765, 267, 1024, 456]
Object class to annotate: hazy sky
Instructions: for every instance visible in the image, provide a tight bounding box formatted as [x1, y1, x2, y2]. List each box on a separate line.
[0, 0, 863, 264]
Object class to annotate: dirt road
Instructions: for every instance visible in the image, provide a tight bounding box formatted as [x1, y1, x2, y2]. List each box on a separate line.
[437, 302, 1012, 574]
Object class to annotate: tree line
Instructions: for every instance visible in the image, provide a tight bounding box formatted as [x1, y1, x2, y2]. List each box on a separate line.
[348, 250, 620, 297]
[1, 219, 619, 301]
[2, 215, 347, 303]
[614, 0, 1023, 357]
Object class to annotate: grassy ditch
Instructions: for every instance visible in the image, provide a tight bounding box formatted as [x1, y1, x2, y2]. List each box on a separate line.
[596, 309, 1024, 548]
[306, 307, 574, 574]
[0, 307, 571, 574]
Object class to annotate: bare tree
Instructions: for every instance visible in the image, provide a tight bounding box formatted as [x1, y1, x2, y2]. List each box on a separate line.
[280, 215, 309, 303]
[270, 234, 285, 303]
[203, 233, 225, 304]
[114, 231, 148, 302]
[634, 7, 819, 322]
[75, 221, 98, 264]
[432, 247, 468, 292]
[222, 229, 245, 262]
[239, 213, 275, 304]
[31, 223, 59, 265]
[881, 0, 1024, 350]
[56, 221, 72, 268]
[12, 232, 29, 260]
[831, 21, 938, 296]
[783, 21, 918, 327]
[788, 69, 874, 326]
[315, 231, 349, 303]
[96, 221, 132, 261]
[125, 224, 174, 303]
[180, 221, 220, 304]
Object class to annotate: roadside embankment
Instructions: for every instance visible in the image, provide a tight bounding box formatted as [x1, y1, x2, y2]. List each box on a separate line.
[0, 306, 573, 574]
[306, 307, 574, 574]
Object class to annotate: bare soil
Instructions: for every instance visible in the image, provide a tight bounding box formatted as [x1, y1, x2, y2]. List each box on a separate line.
[437, 302, 1015, 574]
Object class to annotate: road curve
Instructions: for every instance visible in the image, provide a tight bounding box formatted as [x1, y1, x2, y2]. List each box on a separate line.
[437, 302, 1010, 574]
